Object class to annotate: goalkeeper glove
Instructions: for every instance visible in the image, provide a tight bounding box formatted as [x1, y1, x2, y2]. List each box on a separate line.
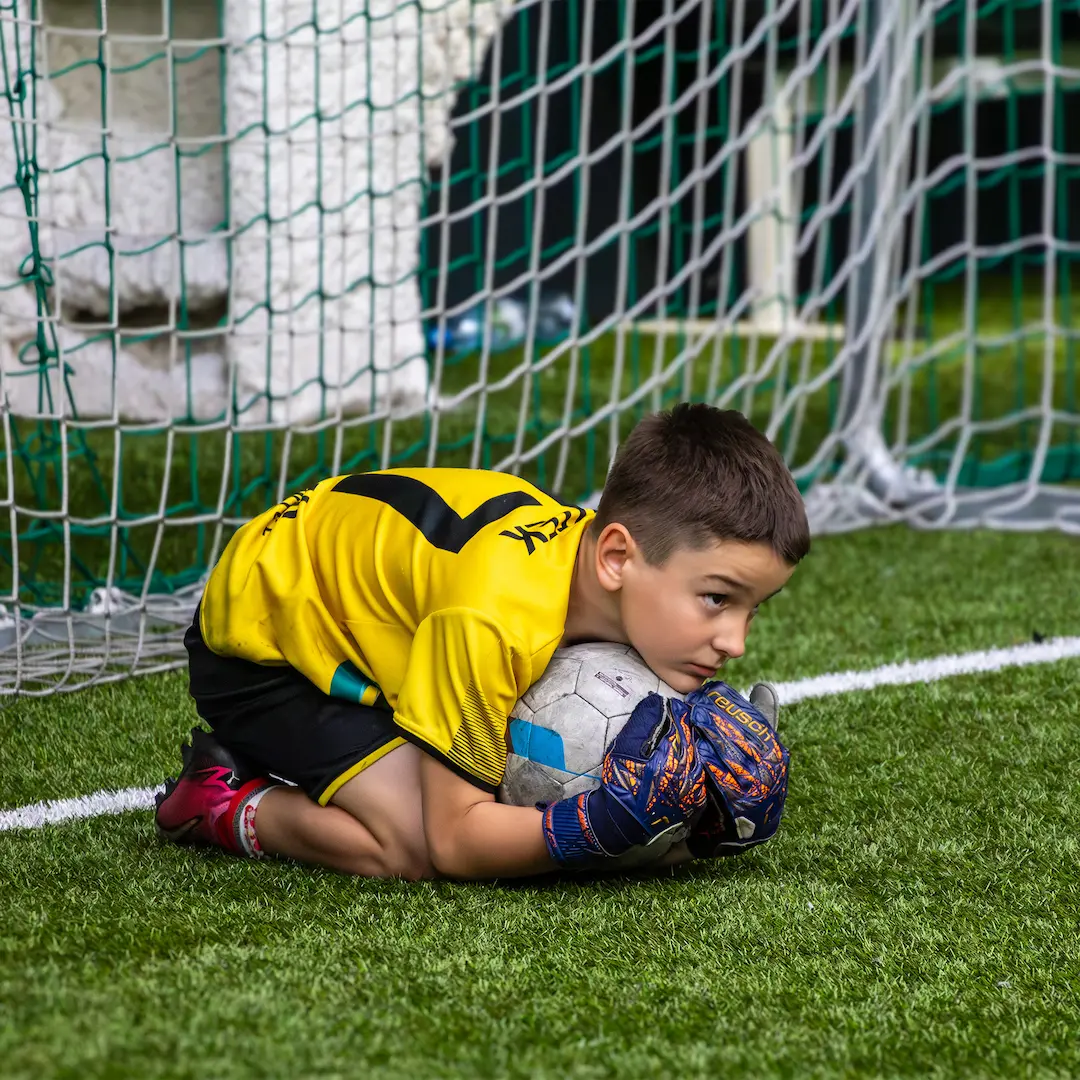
[685, 680, 789, 859]
[542, 692, 707, 870]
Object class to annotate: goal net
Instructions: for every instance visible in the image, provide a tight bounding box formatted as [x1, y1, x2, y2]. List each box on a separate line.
[1, 0, 1077, 692]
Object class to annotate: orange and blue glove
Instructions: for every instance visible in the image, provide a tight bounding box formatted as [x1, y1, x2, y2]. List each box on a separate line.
[542, 693, 707, 870]
[685, 680, 789, 859]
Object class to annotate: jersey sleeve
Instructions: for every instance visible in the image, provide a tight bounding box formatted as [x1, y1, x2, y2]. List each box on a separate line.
[393, 608, 531, 791]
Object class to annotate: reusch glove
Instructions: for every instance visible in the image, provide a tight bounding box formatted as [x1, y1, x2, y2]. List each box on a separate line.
[542, 693, 707, 870]
[685, 681, 789, 859]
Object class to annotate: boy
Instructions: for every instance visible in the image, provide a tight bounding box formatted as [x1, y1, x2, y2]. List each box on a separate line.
[155, 403, 809, 879]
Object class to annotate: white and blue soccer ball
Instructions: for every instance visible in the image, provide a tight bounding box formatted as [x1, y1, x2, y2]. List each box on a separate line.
[498, 641, 684, 809]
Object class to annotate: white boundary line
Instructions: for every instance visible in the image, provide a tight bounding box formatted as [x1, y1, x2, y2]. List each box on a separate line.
[2, 635, 1079, 833]
[772, 635, 1080, 704]
[1, 785, 163, 832]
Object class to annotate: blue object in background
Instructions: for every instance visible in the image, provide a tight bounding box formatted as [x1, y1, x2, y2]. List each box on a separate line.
[427, 292, 578, 355]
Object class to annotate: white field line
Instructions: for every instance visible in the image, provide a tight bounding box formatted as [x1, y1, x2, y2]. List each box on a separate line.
[2, 635, 1080, 833]
[771, 635, 1080, 704]
[1, 785, 163, 832]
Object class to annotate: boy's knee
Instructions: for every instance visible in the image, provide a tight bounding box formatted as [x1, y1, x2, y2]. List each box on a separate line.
[381, 843, 436, 881]
[368, 823, 435, 880]
[329, 834, 433, 880]
[338, 815, 434, 880]
[328, 747, 434, 878]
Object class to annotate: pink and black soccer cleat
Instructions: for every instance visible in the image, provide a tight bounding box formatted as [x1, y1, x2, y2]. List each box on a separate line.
[155, 728, 273, 857]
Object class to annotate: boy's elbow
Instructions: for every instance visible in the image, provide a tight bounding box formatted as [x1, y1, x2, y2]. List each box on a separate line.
[425, 823, 473, 880]
[428, 846, 461, 880]
[425, 803, 501, 880]
[419, 757, 522, 879]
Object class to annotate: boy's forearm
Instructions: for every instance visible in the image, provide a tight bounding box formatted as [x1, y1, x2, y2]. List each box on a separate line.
[429, 799, 556, 880]
[418, 754, 562, 879]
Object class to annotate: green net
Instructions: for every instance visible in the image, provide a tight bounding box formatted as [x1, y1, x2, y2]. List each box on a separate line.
[0, 0, 1077, 688]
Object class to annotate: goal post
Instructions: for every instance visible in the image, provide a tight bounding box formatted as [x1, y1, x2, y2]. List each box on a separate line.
[0, 0, 1078, 693]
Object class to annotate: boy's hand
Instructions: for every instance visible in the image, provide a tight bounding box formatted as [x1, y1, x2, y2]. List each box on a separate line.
[542, 693, 707, 870]
[685, 680, 789, 859]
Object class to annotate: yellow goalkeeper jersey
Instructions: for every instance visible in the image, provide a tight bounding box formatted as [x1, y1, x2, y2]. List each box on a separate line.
[199, 468, 593, 791]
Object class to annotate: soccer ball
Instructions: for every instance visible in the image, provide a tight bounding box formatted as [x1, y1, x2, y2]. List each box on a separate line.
[498, 640, 684, 809]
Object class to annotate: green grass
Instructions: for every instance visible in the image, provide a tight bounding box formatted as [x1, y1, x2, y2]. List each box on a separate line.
[2, 525, 1079, 1079]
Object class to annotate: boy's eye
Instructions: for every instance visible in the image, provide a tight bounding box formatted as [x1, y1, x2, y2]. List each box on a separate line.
[704, 593, 728, 609]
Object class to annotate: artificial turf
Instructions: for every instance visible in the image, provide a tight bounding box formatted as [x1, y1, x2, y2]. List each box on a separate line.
[2, 525, 1078, 1079]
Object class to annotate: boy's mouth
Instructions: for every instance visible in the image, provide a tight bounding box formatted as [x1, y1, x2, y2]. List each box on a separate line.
[686, 662, 717, 678]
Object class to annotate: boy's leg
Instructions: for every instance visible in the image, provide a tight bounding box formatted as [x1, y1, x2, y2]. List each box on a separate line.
[253, 743, 432, 879]
[160, 609, 434, 879]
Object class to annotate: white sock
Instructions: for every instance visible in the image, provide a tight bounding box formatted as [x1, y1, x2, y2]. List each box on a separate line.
[234, 783, 277, 859]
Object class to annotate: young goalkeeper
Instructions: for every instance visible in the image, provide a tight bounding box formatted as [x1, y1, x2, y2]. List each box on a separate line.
[155, 403, 809, 879]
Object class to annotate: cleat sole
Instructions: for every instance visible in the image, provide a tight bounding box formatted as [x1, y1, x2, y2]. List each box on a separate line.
[155, 815, 203, 844]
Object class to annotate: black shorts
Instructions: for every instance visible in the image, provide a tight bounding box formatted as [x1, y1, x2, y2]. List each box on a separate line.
[184, 609, 406, 804]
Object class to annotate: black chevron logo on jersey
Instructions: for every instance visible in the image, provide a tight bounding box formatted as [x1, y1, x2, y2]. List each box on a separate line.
[332, 472, 542, 553]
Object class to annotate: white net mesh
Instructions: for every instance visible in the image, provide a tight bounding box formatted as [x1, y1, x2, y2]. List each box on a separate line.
[0, 0, 1077, 692]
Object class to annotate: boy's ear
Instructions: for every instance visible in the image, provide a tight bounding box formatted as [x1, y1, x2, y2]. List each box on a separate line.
[594, 522, 635, 593]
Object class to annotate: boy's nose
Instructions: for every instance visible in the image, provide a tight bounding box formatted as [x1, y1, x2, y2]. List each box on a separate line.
[712, 624, 746, 661]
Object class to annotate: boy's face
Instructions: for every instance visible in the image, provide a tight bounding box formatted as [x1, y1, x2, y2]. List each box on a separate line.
[599, 529, 795, 694]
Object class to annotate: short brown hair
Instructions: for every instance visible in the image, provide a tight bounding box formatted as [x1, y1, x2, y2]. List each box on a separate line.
[592, 403, 810, 565]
